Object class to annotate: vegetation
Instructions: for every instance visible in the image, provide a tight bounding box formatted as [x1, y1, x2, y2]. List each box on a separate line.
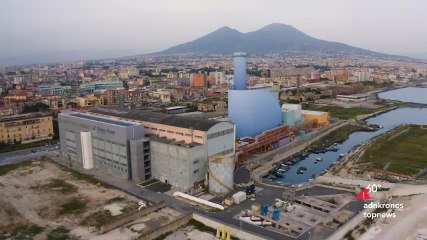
[81, 209, 112, 228]
[106, 196, 126, 204]
[21, 102, 50, 113]
[0, 224, 44, 240]
[0, 139, 58, 154]
[47, 226, 71, 240]
[0, 160, 35, 176]
[303, 104, 381, 120]
[309, 124, 366, 151]
[39, 179, 77, 194]
[361, 125, 427, 178]
[59, 198, 87, 215]
[188, 219, 217, 235]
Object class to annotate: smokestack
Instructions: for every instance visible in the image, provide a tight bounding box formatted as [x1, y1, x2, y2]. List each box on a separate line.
[233, 52, 247, 90]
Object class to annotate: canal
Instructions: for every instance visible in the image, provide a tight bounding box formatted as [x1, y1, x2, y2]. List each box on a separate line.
[272, 87, 427, 185]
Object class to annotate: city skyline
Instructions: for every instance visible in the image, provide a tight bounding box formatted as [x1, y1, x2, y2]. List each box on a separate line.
[1, 0, 427, 66]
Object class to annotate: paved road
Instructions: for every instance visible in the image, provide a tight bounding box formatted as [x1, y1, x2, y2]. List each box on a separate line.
[0, 145, 60, 166]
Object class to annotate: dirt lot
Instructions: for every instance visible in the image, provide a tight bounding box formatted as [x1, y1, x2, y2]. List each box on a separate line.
[0, 158, 141, 240]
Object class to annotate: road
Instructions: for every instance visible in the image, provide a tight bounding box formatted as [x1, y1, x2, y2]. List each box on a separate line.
[0, 144, 61, 166]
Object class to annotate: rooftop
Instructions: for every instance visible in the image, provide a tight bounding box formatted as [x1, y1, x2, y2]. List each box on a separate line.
[0, 112, 51, 123]
[90, 107, 222, 131]
[70, 113, 135, 127]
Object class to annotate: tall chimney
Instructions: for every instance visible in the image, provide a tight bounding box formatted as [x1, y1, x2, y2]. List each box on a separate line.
[233, 52, 247, 90]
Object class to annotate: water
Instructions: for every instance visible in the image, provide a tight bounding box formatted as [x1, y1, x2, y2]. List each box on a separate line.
[273, 87, 427, 185]
[378, 87, 427, 104]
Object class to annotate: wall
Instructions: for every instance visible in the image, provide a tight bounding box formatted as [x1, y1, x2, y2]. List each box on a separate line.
[193, 213, 267, 240]
[58, 112, 145, 180]
[150, 140, 207, 192]
[139, 213, 192, 240]
[206, 121, 235, 156]
[129, 138, 151, 182]
[228, 88, 282, 138]
[100, 202, 165, 234]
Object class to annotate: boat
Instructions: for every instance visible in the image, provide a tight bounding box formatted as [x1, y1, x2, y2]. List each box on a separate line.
[339, 153, 346, 157]
[281, 163, 289, 167]
[316, 157, 323, 162]
[297, 170, 305, 174]
[299, 166, 307, 171]
[281, 166, 290, 171]
[275, 172, 285, 178]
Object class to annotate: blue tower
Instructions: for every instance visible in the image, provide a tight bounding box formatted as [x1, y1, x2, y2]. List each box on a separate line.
[233, 52, 247, 90]
[228, 52, 282, 138]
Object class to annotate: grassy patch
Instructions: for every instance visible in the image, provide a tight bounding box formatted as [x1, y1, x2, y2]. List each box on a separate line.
[106, 196, 126, 204]
[303, 104, 381, 120]
[387, 163, 421, 176]
[38, 179, 77, 194]
[0, 160, 36, 176]
[188, 219, 216, 235]
[309, 124, 366, 151]
[47, 226, 71, 240]
[0, 224, 44, 240]
[362, 125, 427, 177]
[81, 210, 111, 228]
[59, 198, 86, 215]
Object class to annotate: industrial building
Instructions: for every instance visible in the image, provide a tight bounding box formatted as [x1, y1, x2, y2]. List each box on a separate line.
[58, 108, 235, 192]
[228, 52, 282, 138]
[301, 110, 329, 127]
[281, 104, 303, 126]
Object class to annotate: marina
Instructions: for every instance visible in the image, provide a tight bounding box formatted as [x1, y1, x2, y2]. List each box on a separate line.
[266, 87, 427, 185]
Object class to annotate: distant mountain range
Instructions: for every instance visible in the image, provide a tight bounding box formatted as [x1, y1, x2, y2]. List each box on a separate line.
[157, 23, 397, 58]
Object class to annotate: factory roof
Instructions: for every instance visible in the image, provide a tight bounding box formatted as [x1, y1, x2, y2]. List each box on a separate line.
[90, 108, 222, 131]
[71, 113, 134, 127]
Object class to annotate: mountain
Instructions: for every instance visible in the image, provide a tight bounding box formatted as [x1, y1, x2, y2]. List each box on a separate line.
[158, 23, 381, 56]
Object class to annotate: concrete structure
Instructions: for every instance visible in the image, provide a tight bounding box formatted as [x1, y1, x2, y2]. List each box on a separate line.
[60, 108, 235, 192]
[0, 113, 53, 144]
[80, 131, 94, 169]
[336, 93, 371, 102]
[208, 155, 234, 194]
[301, 110, 329, 127]
[38, 85, 71, 95]
[281, 104, 303, 126]
[58, 112, 149, 180]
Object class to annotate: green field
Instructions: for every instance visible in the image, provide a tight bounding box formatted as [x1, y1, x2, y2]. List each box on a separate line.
[362, 125, 427, 178]
[302, 104, 381, 120]
[308, 124, 366, 151]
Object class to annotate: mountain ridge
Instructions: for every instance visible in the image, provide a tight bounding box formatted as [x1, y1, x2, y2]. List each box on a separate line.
[156, 23, 384, 57]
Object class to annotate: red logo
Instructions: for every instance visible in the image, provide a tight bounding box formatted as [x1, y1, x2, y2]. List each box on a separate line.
[356, 188, 371, 201]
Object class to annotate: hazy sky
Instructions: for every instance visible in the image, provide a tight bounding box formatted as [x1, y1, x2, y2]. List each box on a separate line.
[1, 0, 427, 65]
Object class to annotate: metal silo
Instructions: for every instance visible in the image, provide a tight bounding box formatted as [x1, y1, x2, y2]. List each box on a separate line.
[208, 155, 234, 194]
